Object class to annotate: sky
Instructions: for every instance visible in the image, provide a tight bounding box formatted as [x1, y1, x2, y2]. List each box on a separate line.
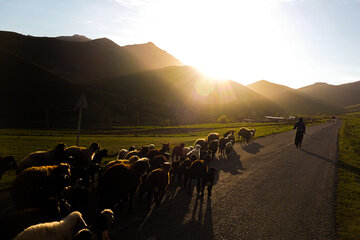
[1, 0, 360, 89]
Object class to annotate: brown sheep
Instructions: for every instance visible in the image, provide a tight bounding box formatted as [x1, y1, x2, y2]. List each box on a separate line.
[183, 160, 207, 194]
[150, 155, 167, 171]
[237, 128, 254, 144]
[194, 139, 208, 150]
[207, 133, 220, 143]
[99, 160, 149, 213]
[12, 163, 71, 210]
[208, 140, 219, 160]
[219, 137, 230, 155]
[146, 163, 171, 209]
[171, 143, 185, 162]
[65, 143, 100, 169]
[147, 143, 170, 160]
[17, 144, 66, 173]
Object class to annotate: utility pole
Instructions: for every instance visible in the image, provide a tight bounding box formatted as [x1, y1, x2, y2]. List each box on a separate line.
[75, 93, 88, 146]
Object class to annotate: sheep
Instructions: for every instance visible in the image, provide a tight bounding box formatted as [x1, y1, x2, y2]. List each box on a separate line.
[0, 156, 17, 181]
[146, 163, 171, 209]
[183, 160, 207, 194]
[207, 133, 220, 143]
[73, 209, 114, 240]
[237, 128, 254, 144]
[17, 143, 66, 173]
[0, 198, 65, 240]
[149, 155, 167, 171]
[204, 167, 217, 197]
[225, 142, 233, 158]
[148, 144, 156, 150]
[99, 160, 149, 213]
[223, 130, 234, 138]
[12, 163, 71, 210]
[63, 178, 90, 212]
[89, 209, 114, 240]
[187, 144, 201, 161]
[194, 139, 208, 151]
[124, 150, 139, 159]
[73, 229, 92, 240]
[13, 211, 87, 240]
[208, 140, 219, 161]
[219, 137, 230, 155]
[226, 131, 236, 144]
[65, 143, 100, 169]
[117, 149, 128, 159]
[182, 146, 194, 158]
[171, 143, 185, 162]
[147, 143, 170, 160]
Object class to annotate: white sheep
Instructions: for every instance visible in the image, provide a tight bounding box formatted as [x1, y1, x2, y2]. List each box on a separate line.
[148, 144, 156, 150]
[187, 145, 201, 161]
[13, 211, 87, 240]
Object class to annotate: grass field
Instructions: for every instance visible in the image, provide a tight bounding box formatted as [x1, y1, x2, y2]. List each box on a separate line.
[0, 120, 324, 190]
[337, 112, 360, 239]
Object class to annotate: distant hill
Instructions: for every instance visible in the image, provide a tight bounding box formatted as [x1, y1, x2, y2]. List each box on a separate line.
[298, 81, 360, 108]
[247, 80, 340, 114]
[0, 31, 182, 84]
[56, 34, 91, 42]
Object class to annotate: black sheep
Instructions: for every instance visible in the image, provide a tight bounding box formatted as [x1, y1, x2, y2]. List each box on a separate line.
[99, 160, 149, 213]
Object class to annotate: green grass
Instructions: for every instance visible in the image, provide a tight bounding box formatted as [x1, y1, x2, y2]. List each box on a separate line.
[337, 112, 360, 239]
[0, 119, 325, 190]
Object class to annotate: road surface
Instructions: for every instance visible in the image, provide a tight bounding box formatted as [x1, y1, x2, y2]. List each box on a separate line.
[110, 119, 341, 240]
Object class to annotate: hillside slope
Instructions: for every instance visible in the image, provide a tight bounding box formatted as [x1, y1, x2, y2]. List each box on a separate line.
[299, 81, 360, 108]
[248, 80, 341, 114]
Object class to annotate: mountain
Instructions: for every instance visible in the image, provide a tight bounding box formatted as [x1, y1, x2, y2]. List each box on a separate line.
[0, 31, 182, 84]
[0, 49, 82, 128]
[298, 81, 360, 108]
[123, 42, 182, 72]
[247, 80, 340, 114]
[95, 66, 283, 125]
[56, 34, 91, 42]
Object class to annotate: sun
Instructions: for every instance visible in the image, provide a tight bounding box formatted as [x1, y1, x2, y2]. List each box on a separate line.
[133, 0, 313, 87]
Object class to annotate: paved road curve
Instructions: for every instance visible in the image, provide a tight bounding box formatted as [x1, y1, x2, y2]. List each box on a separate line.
[110, 120, 341, 240]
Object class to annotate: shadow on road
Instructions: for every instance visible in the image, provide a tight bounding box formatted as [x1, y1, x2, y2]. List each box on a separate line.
[300, 149, 336, 166]
[213, 150, 244, 175]
[241, 142, 264, 154]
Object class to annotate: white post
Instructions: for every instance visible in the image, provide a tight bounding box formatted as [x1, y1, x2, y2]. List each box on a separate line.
[75, 93, 88, 146]
[76, 107, 83, 146]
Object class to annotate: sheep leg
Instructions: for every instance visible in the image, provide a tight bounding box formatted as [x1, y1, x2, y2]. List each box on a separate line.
[128, 194, 134, 214]
[196, 177, 201, 194]
[147, 190, 153, 210]
[207, 183, 213, 197]
[187, 178, 192, 194]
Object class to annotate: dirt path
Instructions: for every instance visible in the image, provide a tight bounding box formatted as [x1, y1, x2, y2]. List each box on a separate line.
[109, 120, 341, 239]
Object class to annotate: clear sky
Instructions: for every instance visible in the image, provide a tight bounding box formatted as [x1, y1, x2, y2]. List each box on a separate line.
[1, 0, 360, 89]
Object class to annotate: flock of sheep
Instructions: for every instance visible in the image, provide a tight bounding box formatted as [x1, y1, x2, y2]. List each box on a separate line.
[0, 127, 255, 240]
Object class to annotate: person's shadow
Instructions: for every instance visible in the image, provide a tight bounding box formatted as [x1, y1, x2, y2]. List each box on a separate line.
[241, 142, 264, 154]
[300, 149, 336, 166]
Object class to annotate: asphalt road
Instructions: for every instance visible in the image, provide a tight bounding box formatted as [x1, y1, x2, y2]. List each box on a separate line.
[110, 120, 342, 240]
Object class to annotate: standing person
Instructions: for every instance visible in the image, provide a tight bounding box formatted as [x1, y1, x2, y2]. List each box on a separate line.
[293, 117, 306, 148]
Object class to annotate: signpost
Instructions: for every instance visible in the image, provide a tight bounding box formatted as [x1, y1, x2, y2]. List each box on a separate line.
[75, 93, 88, 146]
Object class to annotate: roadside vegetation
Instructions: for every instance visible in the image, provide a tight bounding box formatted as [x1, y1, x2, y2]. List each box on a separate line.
[337, 112, 360, 239]
[0, 119, 325, 190]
